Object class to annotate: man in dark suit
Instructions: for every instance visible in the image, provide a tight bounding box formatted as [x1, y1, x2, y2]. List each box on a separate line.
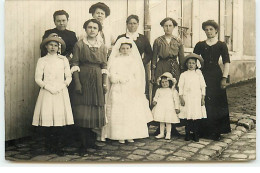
[41, 10, 77, 60]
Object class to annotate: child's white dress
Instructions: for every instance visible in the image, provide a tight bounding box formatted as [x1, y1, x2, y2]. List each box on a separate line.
[152, 88, 180, 123]
[32, 54, 74, 127]
[105, 55, 153, 140]
[178, 69, 207, 120]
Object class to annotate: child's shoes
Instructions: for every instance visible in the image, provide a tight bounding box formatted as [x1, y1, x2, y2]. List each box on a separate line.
[119, 140, 125, 144]
[155, 133, 165, 139]
[127, 139, 134, 143]
[165, 133, 171, 140]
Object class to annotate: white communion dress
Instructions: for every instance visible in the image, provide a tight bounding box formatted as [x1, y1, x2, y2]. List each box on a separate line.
[103, 37, 153, 140]
[152, 88, 180, 123]
[178, 69, 207, 120]
[32, 54, 74, 126]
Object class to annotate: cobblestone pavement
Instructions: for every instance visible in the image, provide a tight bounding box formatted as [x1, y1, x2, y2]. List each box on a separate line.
[5, 80, 256, 163]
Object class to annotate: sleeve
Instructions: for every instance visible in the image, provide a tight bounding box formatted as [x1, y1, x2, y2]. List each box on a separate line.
[142, 36, 153, 65]
[153, 89, 160, 102]
[67, 32, 78, 57]
[70, 42, 80, 67]
[178, 41, 185, 71]
[220, 42, 231, 64]
[64, 58, 72, 86]
[178, 73, 185, 95]
[173, 89, 180, 109]
[193, 42, 201, 55]
[151, 39, 159, 70]
[35, 58, 45, 88]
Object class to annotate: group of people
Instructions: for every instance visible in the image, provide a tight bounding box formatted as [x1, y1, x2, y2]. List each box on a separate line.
[32, 2, 231, 156]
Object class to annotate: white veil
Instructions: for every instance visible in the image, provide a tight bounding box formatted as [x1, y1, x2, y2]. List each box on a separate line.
[107, 37, 146, 94]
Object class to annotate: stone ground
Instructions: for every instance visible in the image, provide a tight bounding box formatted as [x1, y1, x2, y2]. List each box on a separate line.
[5, 79, 256, 163]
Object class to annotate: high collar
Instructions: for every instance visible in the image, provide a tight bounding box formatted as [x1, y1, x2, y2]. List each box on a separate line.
[206, 37, 218, 46]
[126, 31, 139, 41]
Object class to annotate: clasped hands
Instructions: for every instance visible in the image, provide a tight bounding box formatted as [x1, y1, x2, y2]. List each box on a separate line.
[44, 83, 67, 94]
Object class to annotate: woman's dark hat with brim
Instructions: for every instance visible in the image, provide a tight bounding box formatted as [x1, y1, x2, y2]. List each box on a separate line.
[183, 53, 204, 68]
[40, 33, 66, 53]
[89, 2, 110, 17]
[202, 20, 219, 31]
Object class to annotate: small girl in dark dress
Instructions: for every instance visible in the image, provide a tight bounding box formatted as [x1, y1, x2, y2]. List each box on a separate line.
[193, 20, 231, 141]
[70, 19, 108, 155]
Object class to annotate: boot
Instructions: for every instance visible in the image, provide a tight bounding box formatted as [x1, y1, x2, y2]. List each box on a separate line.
[165, 123, 171, 140]
[171, 124, 181, 137]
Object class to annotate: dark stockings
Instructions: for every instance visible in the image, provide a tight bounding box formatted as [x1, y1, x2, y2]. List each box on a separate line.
[185, 120, 200, 142]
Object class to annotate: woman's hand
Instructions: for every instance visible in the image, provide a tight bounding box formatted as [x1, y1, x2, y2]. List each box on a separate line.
[103, 85, 108, 94]
[151, 71, 156, 84]
[175, 109, 180, 114]
[179, 95, 185, 106]
[75, 82, 82, 94]
[220, 77, 227, 89]
[44, 85, 59, 95]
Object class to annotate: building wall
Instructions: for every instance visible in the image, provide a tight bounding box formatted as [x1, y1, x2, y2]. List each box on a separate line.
[243, 0, 256, 56]
[4, 0, 133, 141]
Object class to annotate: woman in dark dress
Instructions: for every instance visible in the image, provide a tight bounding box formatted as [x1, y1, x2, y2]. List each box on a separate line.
[70, 19, 107, 155]
[193, 20, 231, 141]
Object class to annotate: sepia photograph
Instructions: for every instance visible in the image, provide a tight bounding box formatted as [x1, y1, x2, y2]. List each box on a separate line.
[3, 0, 256, 163]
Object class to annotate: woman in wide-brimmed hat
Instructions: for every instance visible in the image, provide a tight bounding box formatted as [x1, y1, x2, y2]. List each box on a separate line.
[193, 20, 231, 141]
[32, 33, 73, 155]
[178, 53, 207, 142]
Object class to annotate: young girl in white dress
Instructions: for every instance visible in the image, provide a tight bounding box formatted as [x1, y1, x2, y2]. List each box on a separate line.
[152, 72, 180, 140]
[103, 37, 153, 144]
[178, 53, 207, 142]
[32, 33, 74, 155]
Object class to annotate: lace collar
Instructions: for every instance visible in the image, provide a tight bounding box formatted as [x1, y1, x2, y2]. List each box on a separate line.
[83, 36, 102, 48]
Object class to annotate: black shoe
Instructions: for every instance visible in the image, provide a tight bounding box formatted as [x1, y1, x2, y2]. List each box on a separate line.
[185, 134, 191, 141]
[211, 133, 221, 141]
[88, 144, 102, 150]
[193, 133, 199, 142]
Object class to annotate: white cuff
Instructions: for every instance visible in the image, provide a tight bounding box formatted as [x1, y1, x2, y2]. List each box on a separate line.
[71, 66, 80, 74]
[101, 69, 108, 74]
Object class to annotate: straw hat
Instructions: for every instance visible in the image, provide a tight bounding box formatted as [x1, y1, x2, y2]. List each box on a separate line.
[40, 33, 66, 54]
[157, 72, 177, 86]
[182, 53, 204, 68]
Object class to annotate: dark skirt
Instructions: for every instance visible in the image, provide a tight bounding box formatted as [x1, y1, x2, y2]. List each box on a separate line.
[199, 64, 231, 137]
[152, 58, 180, 98]
[71, 63, 105, 128]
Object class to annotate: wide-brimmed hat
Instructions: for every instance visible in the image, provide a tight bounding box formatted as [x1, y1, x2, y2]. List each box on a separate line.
[157, 72, 177, 87]
[89, 2, 110, 17]
[182, 53, 204, 68]
[40, 33, 66, 53]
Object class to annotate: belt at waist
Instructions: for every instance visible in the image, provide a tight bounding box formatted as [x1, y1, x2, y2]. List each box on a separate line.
[158, 56, 177, 61]
[80, 63, 101, 68]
